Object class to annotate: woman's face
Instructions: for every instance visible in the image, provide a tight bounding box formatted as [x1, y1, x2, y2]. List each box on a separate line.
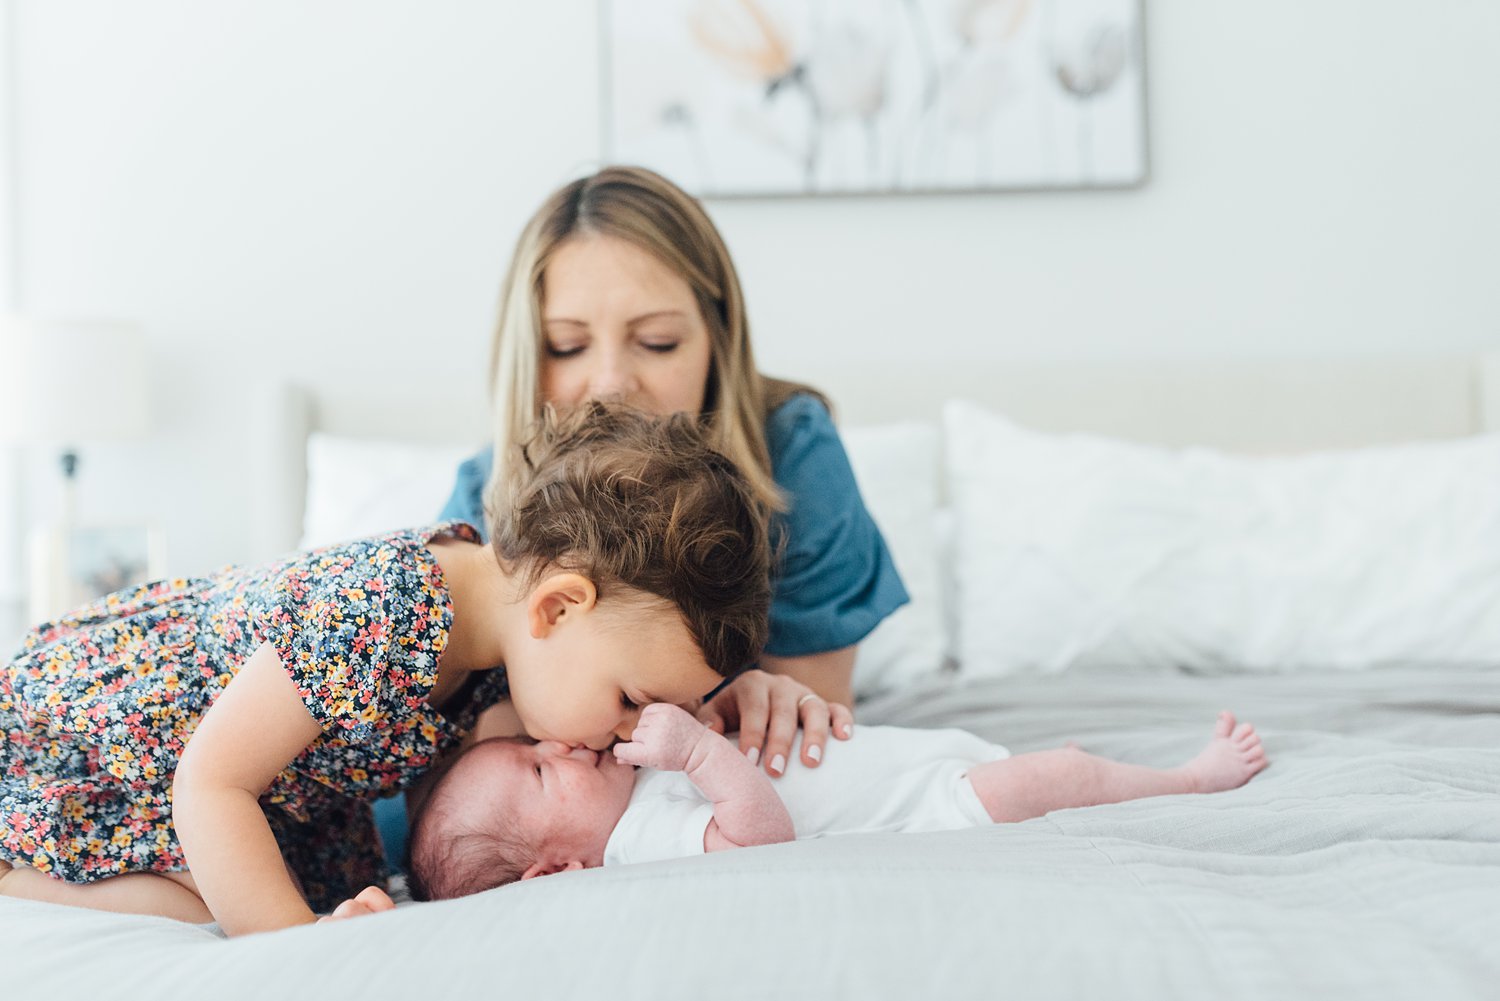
[540, 234, 714, 417]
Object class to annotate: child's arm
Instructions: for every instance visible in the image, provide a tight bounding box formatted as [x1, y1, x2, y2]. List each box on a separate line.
[172, 642, 358, 936]
[319, 885, 397, 923]
[613, 703, 795, 852]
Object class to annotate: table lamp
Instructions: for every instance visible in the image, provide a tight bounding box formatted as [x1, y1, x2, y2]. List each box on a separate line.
[0, 316, 150, 620]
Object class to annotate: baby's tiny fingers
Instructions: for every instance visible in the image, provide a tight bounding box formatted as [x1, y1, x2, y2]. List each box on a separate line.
[611, 741, 647, 766]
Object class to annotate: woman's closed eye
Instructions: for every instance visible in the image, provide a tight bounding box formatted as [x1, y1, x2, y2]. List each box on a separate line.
[544, 340, 676, 358]
[619, 692, 640, 711]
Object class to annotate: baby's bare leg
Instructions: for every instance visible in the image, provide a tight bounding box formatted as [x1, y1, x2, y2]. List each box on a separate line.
[0, 860, 213, 923]
[970, 711, 1268, 824]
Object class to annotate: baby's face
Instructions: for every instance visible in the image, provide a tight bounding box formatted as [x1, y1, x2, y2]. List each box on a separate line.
[464, 738, 639, 867]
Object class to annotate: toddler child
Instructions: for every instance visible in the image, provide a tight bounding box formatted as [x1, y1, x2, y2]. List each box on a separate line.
[408, 702, 1269, 899]
[1, 402, 771, 935]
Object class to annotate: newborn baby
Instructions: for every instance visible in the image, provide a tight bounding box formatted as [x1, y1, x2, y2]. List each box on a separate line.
[408, 704, 1268, 901]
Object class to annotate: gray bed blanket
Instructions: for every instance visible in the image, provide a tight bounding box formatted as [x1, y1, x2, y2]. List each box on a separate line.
[3, 665, 1497, 1000]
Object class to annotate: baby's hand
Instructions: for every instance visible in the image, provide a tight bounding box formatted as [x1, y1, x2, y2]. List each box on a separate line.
[318, 885, 396, 924]
[613, 703, 710, 772]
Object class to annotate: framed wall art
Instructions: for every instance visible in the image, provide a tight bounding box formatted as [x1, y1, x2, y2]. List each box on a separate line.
[602, 0, 1148, 196]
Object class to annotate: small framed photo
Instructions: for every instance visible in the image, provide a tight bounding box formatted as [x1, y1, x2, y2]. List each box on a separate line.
[67, 525, 167, 603]
[28, 523, 167, 622]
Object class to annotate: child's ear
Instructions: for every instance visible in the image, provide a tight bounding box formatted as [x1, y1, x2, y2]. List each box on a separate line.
[520, 859, 585, 881]
[526, 572, 599, 639]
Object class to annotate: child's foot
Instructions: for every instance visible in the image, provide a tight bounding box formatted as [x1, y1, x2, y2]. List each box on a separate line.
[1183, 711, 1268, 793]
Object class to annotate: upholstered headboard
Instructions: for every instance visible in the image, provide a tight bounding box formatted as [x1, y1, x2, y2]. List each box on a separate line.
[250, 352, 1500, 561]
[794, 354, 1497, 448]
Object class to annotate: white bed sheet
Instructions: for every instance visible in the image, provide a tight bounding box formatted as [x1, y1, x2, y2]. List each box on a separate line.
[4, 664, 1497, 1001]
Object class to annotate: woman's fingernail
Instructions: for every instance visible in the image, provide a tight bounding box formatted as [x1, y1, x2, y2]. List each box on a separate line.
[841, 723, 853, 738]
[770, 754, 786, 774]
[807, 744, 822, 762]
[746, 746, 760, 766]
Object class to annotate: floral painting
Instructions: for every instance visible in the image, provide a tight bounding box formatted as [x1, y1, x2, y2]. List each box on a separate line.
[602, 0, 1147, 196]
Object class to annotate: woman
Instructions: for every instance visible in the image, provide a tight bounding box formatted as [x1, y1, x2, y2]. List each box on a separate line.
[378, 166, 907, 870]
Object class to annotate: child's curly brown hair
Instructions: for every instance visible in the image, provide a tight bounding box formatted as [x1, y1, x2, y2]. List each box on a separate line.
[486, 399, 772, 680]
[408, 404, 772, 903]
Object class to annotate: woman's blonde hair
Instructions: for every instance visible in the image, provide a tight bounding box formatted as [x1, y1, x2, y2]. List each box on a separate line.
[487, 165, 819, 519]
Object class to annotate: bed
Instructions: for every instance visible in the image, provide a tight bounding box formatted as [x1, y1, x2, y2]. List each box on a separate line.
[5, 355, 1500, 999]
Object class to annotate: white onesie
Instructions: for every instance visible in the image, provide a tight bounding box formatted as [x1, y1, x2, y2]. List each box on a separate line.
[603, 725, 1009, 866]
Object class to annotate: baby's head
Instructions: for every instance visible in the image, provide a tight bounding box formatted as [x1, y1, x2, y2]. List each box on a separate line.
[408, 737, 635, 901]
[491, 400, 772, 749]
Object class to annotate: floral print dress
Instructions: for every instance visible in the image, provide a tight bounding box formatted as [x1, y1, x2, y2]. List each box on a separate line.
[0, 522, 507, 912]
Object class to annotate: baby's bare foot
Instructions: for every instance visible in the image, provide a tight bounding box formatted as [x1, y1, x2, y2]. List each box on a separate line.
[1183, 711, 1268, 793]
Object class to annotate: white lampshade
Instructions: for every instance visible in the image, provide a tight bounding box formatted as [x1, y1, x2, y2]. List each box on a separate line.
[0, 317, 149, 446]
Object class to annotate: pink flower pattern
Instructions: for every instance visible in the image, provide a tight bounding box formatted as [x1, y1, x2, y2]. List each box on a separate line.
[0, 522, 507, 911]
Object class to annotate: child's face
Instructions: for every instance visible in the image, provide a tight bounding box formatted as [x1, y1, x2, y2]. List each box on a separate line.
[504, 585, 724, 751]
[466, 737, 638, 868]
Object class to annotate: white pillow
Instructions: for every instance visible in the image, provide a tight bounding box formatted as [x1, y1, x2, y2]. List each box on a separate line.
[303, 426, 951, 697]
[944, 399, 1500, 675]
[841, 422, 949, 698]
[301, 433, 477, 549]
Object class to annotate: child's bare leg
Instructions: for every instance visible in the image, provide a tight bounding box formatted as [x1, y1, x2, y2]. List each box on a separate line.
[970, 711, 1268, 824]
[0, 861, 213, 923]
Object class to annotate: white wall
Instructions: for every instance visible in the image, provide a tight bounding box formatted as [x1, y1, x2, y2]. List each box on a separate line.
[3, 0, 1500, 642]
[0, 1, 22, 647]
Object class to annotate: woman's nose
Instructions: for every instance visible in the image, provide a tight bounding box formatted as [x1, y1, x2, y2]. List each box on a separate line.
[586, 352, 638, 399]
[612, 718, 638, 743]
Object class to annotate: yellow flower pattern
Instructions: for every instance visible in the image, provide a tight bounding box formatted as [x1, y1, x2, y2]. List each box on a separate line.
[0, 523, 509, 912]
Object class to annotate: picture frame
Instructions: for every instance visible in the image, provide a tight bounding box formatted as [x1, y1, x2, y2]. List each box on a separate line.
[27, 523, 167, 623]
[601, 0, 1149, 197]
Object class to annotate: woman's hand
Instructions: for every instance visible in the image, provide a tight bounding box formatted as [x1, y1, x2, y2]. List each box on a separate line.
[695, 669, 853, 777]
[318, 885, 397, 923]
